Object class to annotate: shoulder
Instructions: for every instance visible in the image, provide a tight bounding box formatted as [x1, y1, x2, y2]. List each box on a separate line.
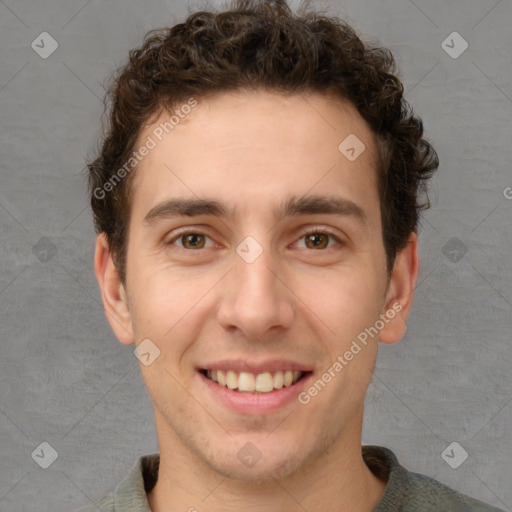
[391, 469, 505, 511]
[73, 494, 114, 512]
[72, 452, 159, 512]
[364, 446, 505, 512]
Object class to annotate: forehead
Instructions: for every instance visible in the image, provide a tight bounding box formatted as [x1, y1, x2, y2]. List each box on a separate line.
[129, 90, 380, 224]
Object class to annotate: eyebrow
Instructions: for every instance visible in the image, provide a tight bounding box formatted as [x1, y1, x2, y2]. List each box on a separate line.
[143, 194, 367, 226]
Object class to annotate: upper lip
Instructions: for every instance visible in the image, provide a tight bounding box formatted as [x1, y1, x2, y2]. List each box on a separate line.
[197, 359, 314, 374]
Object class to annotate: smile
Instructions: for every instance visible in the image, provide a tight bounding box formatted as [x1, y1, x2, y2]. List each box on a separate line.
[201, 369, 308, 394]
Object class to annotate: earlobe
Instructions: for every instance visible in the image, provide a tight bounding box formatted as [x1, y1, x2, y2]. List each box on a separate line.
[378, 232, 420, 345]
[94, 233, 134, 345]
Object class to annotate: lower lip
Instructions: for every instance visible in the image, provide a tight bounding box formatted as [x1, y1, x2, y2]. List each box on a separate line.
[198, 371, 313, 415]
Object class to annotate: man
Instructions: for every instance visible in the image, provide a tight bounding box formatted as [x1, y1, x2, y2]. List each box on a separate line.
[79, 0, 504, 510]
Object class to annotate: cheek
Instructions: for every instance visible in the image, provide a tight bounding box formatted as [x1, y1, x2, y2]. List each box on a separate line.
[298, 265, 384, 340]
[128, 263, 211, 359]
[127, 260, 173, 337]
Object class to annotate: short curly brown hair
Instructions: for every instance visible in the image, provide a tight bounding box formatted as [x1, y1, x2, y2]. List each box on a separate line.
[87, 0, 439, 284]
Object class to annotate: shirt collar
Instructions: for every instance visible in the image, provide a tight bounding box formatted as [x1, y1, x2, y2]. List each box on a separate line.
[113, 453, 159, 511]
[112, 446, 402, 511]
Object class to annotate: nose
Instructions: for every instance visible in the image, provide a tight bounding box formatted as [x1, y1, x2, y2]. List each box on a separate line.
[216, 241, 295, 342]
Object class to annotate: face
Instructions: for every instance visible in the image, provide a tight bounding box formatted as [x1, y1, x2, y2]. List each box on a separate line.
[96, 89, 416, 483]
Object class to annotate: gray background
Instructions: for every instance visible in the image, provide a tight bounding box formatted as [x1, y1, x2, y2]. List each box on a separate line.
[1, 0, 511, 510]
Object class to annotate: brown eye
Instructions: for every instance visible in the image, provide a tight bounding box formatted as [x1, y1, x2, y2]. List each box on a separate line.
[305, 232, 329, 249]
[297, 228, 342, 250]
[181, 233, 206, 249]
[167, 231, 213, 250]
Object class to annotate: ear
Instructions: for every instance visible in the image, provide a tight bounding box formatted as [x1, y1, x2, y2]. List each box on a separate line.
[378, 232, 420, 345]
[94, 233, 134, 345]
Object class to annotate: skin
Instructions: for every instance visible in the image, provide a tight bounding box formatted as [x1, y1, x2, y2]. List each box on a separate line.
[95, 89, 419, 512]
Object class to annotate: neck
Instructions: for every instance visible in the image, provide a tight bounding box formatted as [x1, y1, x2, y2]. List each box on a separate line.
[148, 408, 386, 512]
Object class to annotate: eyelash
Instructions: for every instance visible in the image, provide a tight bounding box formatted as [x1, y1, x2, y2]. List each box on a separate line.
[166, 226, 344, 251]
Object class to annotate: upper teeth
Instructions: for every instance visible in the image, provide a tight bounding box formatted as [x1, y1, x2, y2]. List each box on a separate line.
[205, 369, 304, 393]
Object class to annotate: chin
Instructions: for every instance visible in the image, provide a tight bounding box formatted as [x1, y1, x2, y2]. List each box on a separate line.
[207, 443, 307, 483]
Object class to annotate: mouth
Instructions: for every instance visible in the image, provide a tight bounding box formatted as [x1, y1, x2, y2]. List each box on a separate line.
[199, 368, 312, 394]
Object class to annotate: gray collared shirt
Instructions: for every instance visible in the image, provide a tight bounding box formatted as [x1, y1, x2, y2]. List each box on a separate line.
[75, 445, 505, 511]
